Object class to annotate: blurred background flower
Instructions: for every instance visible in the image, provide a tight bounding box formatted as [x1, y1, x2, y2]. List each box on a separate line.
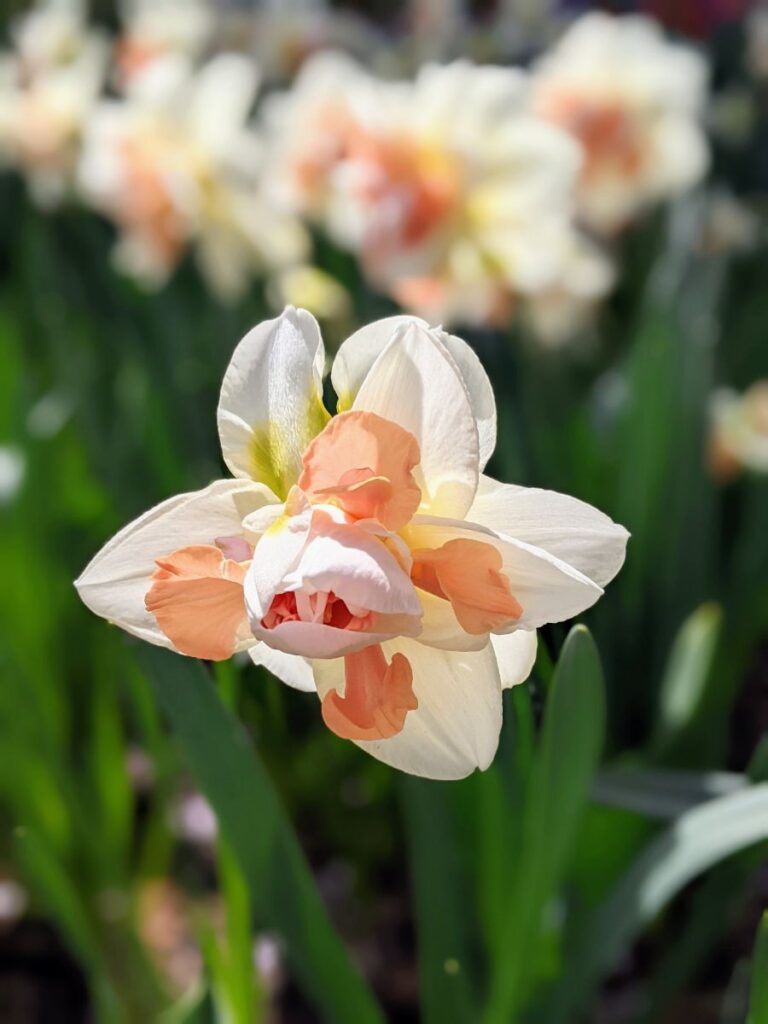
[710, 381, 768, 479]
[265, 55, 590, 326]
[0, 0, 107, 206]
[531, 12, 710, 234]
[78, 50, 308, 296]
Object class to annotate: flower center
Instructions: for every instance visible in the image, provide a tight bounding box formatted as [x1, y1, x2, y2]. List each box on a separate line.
[261, 590, 374, 632]
[292, 102, 462, 254]
[538, 92, 645, 180]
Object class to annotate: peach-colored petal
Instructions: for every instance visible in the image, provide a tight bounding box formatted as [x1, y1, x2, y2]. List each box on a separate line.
[537, 93, 645, 183]
[411, 538, 522, 635]
[314, 469, 395, 523]
[298, 410, 421, 530]
[115, 38, 165, 85]
[145, 545, 249, 661]
[117, 136, 187, 269]
[321, 644, 417, 741]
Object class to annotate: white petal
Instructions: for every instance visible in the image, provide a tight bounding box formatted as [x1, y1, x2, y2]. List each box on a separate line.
[217, 307, 329, 496]
[252, 619, 418, 659]
[469, 475, 629, 587]
[243, 501, 313, 620]
[187, 53, 260, 155]
[244, 512, 422, 658]
[351, 321, 480, 518]
[75, 479, 278, 648]
[652, 115, 709, 195]
[440, 329, 496, 470]
[245, 512, 420, 619]
[331, 315, 416, 411]
[416, 589, 491, 652]
[332, 315, 496, 468]
[249, 645, 316, 692]
[313, 639, 502, 779]
[405, 515, 604, 630]
[241, 502, 286, 539]
[491, 630, 537, 689]
[283, 525, 422, 617]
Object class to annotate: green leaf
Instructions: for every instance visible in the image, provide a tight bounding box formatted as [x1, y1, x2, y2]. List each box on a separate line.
[400, 778, 478, 1024]
[749, 913, 768, 1024]
[748, 736, 768, 783]
[12, 827, 131, 1023]
[592, 767, 746, 820]
[549, 783, 768, 1019]
[14, 827, 100, 974]
[651, 603, 722, 757]
[216, 838, 266, 1023]
[162, 985, 216, 1024]
[614, 306, 680, 611]
[87, 651, 133, 877]
[484, 625, 605, 1024]
[138, 646, 383, 1024]
[471, 688, 534, 959]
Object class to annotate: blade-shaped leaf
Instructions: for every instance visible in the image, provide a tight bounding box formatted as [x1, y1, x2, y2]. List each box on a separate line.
[484, 625, 605, 1024]
[651, 603, 722, 757]
[138, 647, 383, 1024]
[592, 768, 746, 820]
[400, 778, 478, 1024]
[749, 913, 768, 1024]
[548, 784, 768, 1020]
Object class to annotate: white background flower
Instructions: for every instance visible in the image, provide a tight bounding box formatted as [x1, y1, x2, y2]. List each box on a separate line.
[531, 12, 709, 233]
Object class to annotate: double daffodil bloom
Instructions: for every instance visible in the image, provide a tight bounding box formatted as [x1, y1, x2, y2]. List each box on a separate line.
[76, 309, 628, 778]
[531, 13, 709, 234]
[264, 55, 585, 327]
[78, 54, 308, 298]
[0, 0, 107, 208]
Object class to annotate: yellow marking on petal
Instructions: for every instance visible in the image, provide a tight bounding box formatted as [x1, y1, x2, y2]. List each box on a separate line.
[336, 390, 353, 414]
[264, 513, 290, 537]
[249, 427, 291, 499]
[248, 393, 330, 499]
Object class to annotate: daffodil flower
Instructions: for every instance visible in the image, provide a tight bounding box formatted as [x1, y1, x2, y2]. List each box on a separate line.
[0, 0, 107, 208]
[264, 55, 586, 327]
[78, 53, 308, 298]
[76, 309, 628, 779]
[531, 13, 709, 234]
[115, 0, 214, 86]
[709, 382, 768, 480]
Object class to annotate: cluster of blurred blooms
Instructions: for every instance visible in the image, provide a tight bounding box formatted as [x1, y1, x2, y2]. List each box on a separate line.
[0, 0, 711, 325]
[0, 0, 766, 477]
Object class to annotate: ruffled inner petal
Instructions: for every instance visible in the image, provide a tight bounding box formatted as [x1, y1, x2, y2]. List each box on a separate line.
[321, 643, 417, 740]
[145, 544, 249, 660]
[411, 538, 522, 635]
[298, 410, 421, 530]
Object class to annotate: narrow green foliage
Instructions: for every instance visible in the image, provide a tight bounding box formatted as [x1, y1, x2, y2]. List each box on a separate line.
[651, 603, 722, 759]
[549, 784, 768, 1019]
[484, 626, 605, 1024]
[138, 646, 384, 1024]
[749, 914, 768, 1024]
[592, 767, 745, 819]
[400, 778, 478, 1024]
